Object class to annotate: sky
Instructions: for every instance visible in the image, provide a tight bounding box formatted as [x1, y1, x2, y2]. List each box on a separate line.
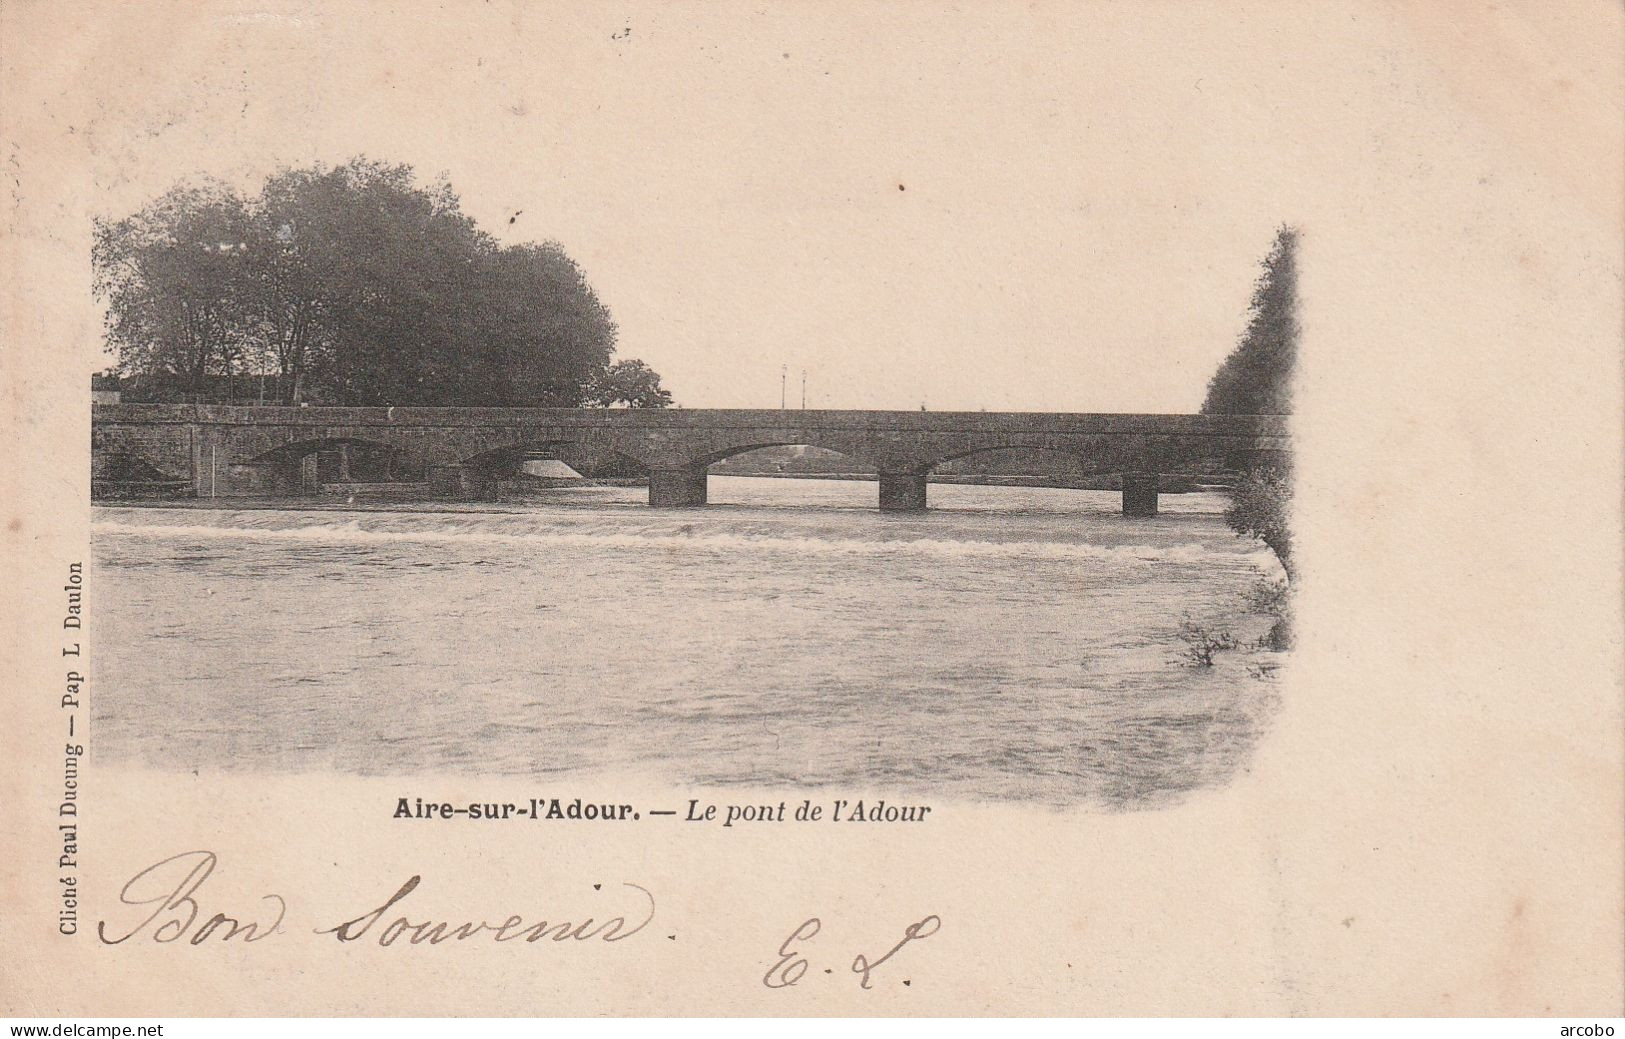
[6, 1, 1621, 414]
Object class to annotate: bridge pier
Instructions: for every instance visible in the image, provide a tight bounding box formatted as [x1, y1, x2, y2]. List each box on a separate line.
[426, 464, 489, 499]
[1121, 472, 1159, 516]
[649, 464, 708, 507]
[878, 472, 928, 512]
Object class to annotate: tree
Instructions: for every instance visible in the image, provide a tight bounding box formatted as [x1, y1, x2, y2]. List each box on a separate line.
[93, 183, 256, 398]
[584, 358, 674, 408]
[462, 243, 618, 407]
[1202, 226, 1298, 416]
[1225, 466, 1293, 581]
[240, 165, 357, 403]
[1202, 226, 1299, 592]
[95, 157, 666, 408]
[247, 159, 498, 406]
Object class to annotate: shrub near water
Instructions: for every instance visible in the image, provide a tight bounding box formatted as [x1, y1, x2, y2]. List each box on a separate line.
[1227, 468, 1294, 582]
[1245, 575, 1294, 650]
[1177, 621, 1240, 668]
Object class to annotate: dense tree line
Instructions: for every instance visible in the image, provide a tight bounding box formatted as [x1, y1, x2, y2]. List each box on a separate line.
[1204, 225, 1298, 594]
[93, 159, 671, 408]
[1202, 226, 1297, 417]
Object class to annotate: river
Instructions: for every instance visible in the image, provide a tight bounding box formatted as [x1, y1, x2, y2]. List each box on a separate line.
[91, 476, 1284, 810]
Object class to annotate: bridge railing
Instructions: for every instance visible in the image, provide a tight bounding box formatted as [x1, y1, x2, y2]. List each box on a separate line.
[91, 402, 1290, 437]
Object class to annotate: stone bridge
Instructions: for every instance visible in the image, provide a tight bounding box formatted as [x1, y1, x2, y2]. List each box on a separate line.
[91, 403, 1289, 513]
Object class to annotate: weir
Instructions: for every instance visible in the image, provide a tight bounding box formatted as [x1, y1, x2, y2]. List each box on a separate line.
[91, 404, 1289, 516]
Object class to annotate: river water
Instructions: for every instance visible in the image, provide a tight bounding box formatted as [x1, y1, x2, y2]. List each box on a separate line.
[91, 476, 1284, 809]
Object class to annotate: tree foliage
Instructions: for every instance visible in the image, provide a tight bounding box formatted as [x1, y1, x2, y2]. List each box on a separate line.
[93, 159, 666, 407]
[1225, 467, 1294, 581]
[584, 358, 674, 408]
[1202, 226, 1298, 416]
[1204, 227, 1299, 585]
[92, 183, 257, 395]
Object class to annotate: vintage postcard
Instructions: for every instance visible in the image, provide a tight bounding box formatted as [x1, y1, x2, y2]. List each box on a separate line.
[2, 0, 1621, 1021]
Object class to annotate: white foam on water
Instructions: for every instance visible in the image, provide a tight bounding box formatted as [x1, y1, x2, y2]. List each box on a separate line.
[92, 507, 1280, 571]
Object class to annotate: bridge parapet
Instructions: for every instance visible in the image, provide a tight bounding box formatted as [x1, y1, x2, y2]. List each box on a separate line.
[91, 402, 1287, 436]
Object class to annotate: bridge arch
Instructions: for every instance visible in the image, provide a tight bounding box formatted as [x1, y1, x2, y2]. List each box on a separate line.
[94, 450, 183, 481]
[90, 450, 192, 499]
[242, 436, 423, 494]
[693, 441, 881, 470]
[456, 437, 652, 491]
[699, 443, 887, 509]
[643, 441, 885, 509]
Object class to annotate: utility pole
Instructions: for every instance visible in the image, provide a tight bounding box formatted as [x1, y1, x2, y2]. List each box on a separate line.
[780, 364, 787, 410]
[800, 369, 807, 410]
